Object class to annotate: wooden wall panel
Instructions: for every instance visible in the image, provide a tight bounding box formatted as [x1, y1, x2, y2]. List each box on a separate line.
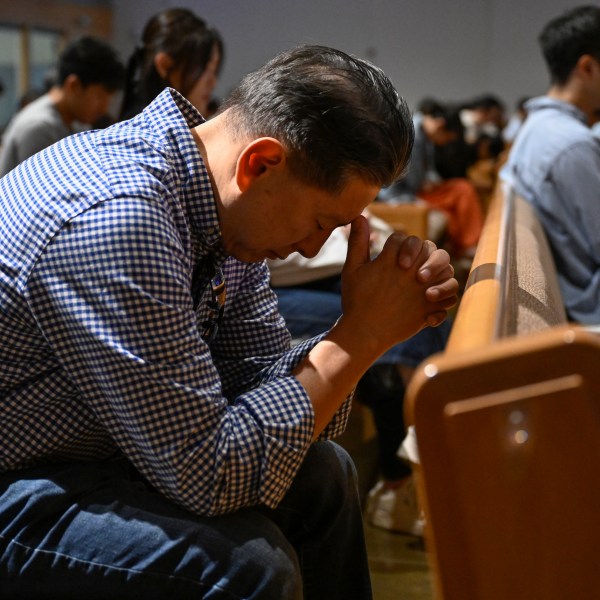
[0, 0, 112, 40]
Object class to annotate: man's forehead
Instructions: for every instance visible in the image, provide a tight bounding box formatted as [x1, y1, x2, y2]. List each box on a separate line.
[320, 196, 375, 228]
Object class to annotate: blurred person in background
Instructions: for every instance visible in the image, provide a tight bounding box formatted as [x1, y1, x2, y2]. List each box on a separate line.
[119, 7, 224, 120]
[0, 36, 125, 177]
[379, 99, 484, 260]
[501, 5, 600, 325]
[460, 93, 507, 145]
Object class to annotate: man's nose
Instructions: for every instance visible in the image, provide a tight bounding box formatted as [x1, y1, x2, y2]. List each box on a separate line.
[295, 229, 334, 259]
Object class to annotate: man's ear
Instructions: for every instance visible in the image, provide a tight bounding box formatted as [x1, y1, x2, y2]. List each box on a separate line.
[153, 52, 174, 80]
[577, 54, 600, 79]
[235, 138, 285, 192]
[63, 74, 83, 94]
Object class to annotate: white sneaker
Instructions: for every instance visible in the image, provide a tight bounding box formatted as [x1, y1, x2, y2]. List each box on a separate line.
[365, 476, 425, 537]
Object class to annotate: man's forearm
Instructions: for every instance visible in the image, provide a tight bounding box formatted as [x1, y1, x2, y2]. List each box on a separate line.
[293, 316, 382, 440]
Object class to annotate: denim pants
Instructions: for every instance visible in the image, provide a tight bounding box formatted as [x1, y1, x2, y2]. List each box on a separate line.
[0, 441, 371, 599]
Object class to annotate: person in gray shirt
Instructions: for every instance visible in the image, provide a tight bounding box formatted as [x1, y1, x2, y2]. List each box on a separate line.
[501, 5, 600, 324]
[0, 36, 124, 177]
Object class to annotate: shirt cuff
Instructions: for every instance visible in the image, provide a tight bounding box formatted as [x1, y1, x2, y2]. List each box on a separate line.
[238, 374, 314, 508]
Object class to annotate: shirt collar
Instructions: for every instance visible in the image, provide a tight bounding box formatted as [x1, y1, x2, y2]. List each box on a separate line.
[525, 96, 589, 126]
[142, 89, 225, 261]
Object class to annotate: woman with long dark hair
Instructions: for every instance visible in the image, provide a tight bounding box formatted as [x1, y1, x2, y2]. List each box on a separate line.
[120, 7, 224, 120]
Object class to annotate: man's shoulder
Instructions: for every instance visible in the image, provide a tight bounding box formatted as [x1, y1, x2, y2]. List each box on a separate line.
[4, 95, 66, 143]
[12, 94, 58, 123]
[501, 99, 600, 208]
[525, 98, 589, 143]
[511, 100, 592, 163]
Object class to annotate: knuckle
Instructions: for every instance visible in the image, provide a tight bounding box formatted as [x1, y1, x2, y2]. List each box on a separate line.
[389, 231, 409, 243]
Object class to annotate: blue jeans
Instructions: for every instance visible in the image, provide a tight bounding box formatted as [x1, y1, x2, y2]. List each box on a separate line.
[0, 441, 371, 599]
[274, 284, 450, 367]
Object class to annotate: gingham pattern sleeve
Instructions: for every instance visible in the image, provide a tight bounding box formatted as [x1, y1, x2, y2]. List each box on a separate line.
[212, 260, 353, 442]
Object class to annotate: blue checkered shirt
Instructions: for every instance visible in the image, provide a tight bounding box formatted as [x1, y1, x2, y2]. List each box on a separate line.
[0, 89, 352, 515]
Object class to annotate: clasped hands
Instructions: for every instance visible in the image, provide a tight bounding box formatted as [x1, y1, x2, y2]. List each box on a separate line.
[339, 215, 459, 354]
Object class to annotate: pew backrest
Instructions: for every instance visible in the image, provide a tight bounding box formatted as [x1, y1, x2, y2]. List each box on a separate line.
[404, 182, 600, 600]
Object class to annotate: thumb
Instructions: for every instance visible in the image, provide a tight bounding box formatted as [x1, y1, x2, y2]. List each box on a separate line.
[344, 215, 371, 274]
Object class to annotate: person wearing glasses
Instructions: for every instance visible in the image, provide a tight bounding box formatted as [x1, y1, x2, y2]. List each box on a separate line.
[0, 45, 458, 599]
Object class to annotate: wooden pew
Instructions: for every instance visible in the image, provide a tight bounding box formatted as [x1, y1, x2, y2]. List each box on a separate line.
[404, 182, 600, 600]
[368, 200, 430, 240]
